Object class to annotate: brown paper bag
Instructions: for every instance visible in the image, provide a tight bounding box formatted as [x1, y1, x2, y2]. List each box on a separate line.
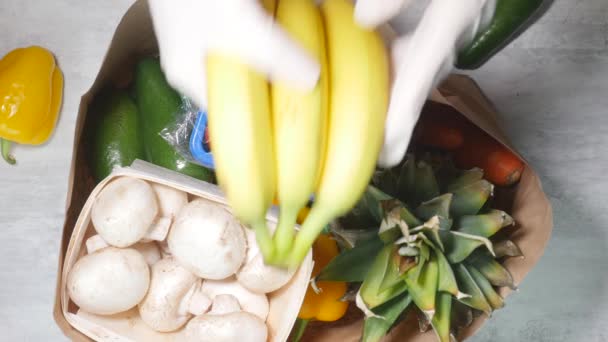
[300, 75, 553, 341]
[53, 0, 553, 340]
[53, 1, 159, 340]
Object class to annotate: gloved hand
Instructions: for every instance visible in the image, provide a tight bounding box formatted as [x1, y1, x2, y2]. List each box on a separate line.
[355, 0, 497, 168]
[355, 0, 550, 168]
[148, 0, 320, 109]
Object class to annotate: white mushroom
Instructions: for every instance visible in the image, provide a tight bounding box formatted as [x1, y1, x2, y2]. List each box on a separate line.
[151, 183, 188, 218]
[67, 247, 149, 315]
[185, 294, 267, 342]
[201, 276, 269, 321]
[168, 199, 246, 279]
[185, 311, 267, 342]
[91, 177, 165, 247]
[237, 228, 296, 294]
[85, 235, 161, 266]
[138, 257, 212, 332]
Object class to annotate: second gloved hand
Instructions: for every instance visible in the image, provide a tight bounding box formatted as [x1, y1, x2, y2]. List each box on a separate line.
[355, 0, 497, 168]
[148, 0, 321, 110]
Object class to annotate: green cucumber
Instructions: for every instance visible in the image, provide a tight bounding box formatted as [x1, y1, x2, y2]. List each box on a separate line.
[133, 57, 214, 181]
[457, 0, 550, 69]
[89, 87, 144, 182]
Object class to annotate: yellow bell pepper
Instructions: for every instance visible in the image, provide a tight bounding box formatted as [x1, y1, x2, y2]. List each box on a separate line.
[291, 233, 349, 341]
[298, 234, 349, 320]
[0, 46, 63, 164]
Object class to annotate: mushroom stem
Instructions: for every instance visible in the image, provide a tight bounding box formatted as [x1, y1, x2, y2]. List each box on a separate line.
[151, 183, 188, 218]
[141, 216, 172, 242]
[159, 240, 172, 257]
[86, 235, 109, 254]
[209, 295, 241, 315]
[132, 242, 162, 266]
[200, 277, 269, 321]
[178, 281, 212, 317]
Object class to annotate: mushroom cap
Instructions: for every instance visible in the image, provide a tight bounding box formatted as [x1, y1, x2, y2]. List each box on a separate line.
[185, 311, 267, 342]
[201, 276, 269, 321]
[138, 257, 202, 332]
[150, 183, 188, 218]
[237, 228, 295, 294]
[91, 177, 158, 248]
[168, 199, 246, 279]
[67, 247, 149, 315]
[237, 252, 296, 294]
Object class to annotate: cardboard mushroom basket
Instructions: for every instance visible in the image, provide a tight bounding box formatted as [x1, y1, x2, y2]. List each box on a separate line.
[53, 1, 553, 341]
[57, 160, 313, 342]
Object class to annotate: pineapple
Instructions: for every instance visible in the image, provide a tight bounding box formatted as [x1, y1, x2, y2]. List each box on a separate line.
[317, 154, 522, 342]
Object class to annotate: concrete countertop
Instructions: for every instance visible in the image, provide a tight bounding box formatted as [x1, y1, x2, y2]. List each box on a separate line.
[0, 1, 606, 341]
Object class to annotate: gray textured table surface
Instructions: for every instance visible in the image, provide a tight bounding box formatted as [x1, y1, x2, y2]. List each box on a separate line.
[0, 1, 606, 341]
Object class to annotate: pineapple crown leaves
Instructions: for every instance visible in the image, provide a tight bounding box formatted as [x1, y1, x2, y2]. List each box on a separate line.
[320, 154, 521, 342]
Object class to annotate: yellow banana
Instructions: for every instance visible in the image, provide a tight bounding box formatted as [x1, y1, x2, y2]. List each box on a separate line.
[206, 41, 276, 261]
[271, 0, 329, 259]
[287, 0, 390, 267]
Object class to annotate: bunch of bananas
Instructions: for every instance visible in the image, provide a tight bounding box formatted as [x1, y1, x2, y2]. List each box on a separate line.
[206, 0, 389, 267]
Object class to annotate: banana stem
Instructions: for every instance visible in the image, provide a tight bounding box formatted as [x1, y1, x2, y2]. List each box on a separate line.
[1, 138, 16, 165]
[288, 206, 332, 268]
[273, 207, 299, 260]
[253, 222, 276, 263]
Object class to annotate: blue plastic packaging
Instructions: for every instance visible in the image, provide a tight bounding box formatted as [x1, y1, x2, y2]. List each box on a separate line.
[189, 111, 215, 169]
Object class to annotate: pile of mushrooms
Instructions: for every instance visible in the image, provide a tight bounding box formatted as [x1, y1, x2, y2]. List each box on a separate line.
[67, 176, 297, 341]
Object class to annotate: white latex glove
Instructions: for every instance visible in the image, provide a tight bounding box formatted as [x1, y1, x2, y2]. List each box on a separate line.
[355, 0, 497, 168]
[148, 0, 320, 109]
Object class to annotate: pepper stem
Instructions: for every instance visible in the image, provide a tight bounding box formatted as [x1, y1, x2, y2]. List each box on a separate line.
[289, 318, 309, 342]
[1, 139, 16, 165]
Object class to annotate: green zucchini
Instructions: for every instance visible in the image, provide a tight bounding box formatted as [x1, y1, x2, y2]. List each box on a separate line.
[89, 87, 144, 182]
[457, 0, 551, 69]
[133, 57, 214, 181]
